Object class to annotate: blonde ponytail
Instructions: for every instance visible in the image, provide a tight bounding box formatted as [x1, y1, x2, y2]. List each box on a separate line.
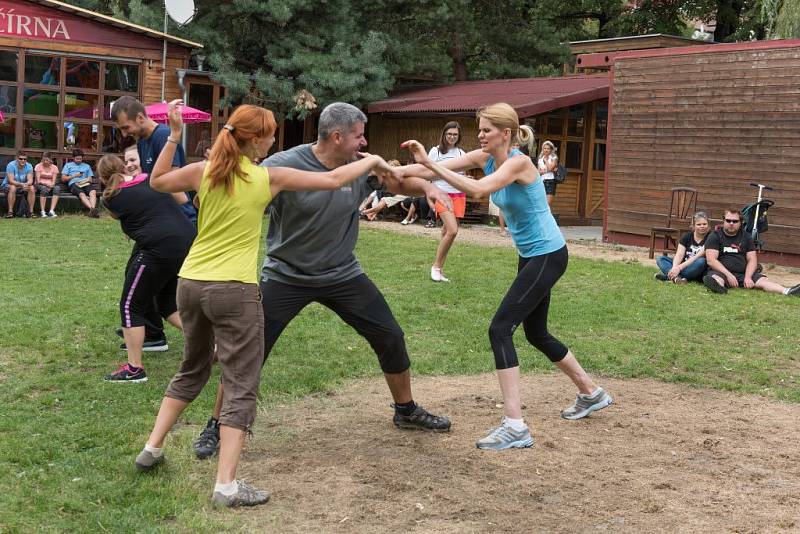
[517, 125, 534, 155]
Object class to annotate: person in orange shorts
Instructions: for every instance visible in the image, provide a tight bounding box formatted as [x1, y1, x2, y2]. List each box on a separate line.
[427, 121, 467, 282]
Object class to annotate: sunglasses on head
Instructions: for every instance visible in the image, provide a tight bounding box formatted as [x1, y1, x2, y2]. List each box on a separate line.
[724, 218, 741, 223]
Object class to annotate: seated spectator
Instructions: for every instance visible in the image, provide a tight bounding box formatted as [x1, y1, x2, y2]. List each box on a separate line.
[654, 211, 710, 284]
[362, 192, 408, 221]
[400, 197, 418, 225]
[62, 149, 99, 218]
[703, 207, 800, 296]
[3, 151, 35, 218]
[399, 196, 435, 226]
[359, 189, 380, 216]
[34, 152, 61, 218]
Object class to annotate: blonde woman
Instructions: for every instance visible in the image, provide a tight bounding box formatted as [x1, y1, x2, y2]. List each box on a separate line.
[537, 140, 558, 205]
[132, 101, 397, 507]
[399, 103, 612, 451]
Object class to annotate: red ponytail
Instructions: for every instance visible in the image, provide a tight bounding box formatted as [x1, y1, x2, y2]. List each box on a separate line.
[206, 105, 277, 194]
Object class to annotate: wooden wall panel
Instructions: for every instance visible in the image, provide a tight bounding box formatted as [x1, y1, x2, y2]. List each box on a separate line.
[607, 45, 800, 256]
[142, 56, 188, 105]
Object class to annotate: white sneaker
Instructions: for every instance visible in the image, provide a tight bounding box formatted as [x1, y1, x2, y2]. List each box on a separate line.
[430, 267, 450, 282]
[40, 211, 47, 218]
[400, 218, 410, 225]
[49, 211, 57, 218]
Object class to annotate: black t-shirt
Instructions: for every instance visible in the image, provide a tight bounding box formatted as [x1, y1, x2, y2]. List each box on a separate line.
[705, 229, 754, 274]
[106, 176, 196, 258]
[679, 232, 707, 260]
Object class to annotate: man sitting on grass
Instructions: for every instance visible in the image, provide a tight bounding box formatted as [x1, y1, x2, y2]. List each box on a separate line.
[703, 207, 800, 296]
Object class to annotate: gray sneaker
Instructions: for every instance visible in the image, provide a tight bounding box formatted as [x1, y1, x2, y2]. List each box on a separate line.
[211, 480, 270, 508]
[135, 449, 164, 471]
[787, 283, 800, 296]
[476, 419, 533, 450]
[561, 387, 614, 420]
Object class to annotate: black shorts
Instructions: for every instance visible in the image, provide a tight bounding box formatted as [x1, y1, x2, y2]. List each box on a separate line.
[706, 269, 765, 287]
[543, 179, 557, 196]
[70, 183, 96, 197]
[119, 250, 183, 328]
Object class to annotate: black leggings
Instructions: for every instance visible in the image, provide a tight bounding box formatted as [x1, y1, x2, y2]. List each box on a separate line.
[488, 246, 569, 370]
[259, 274, 410, 374]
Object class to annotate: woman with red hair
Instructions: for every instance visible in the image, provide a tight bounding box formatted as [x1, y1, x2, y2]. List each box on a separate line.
[132, 102, 397, 507]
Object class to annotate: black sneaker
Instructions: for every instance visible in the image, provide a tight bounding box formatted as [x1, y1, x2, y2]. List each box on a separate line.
[424, 219, 436, 228]
[120, 338, 169, 352]
[654, 272, 669, 281]
[193, 418, 221, 459]
[787, 283, 800, 296]
[703, 274, 727, 294]
[104, 363, 148, 383]
[392, 404, 451, 432]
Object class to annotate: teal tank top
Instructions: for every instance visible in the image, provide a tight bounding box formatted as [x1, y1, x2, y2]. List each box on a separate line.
[487, 149, 565, 258]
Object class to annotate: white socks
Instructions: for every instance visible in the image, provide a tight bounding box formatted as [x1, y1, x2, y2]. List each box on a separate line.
[214, 480, 239, 496]
[504, 417, 527, 432]
[144, 443, 163, 457]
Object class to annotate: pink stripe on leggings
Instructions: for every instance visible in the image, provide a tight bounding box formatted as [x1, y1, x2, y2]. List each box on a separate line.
[123, 263, 147, 327]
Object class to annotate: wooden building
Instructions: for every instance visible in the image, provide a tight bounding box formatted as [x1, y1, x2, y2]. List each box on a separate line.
[568, 34, 703, 74]
[367, 76, 610, 225]
[603, 39, 800, 266]
[0, 0, 201, 170]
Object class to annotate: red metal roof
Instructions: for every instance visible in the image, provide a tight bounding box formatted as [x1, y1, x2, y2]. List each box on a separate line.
[367, 75, 609, 118]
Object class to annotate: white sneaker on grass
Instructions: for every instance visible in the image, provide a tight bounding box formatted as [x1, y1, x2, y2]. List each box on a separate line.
[40, 211, 47, 218]
[431, 266, 450, 282]
[48, 211, 57, 218]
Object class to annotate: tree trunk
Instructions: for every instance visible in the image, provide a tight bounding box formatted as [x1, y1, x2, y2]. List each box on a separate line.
[714, 0, 745, 42]
[449, 41, 468, 81]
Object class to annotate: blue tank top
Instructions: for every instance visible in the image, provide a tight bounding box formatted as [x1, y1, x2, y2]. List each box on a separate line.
[487, 149, 565, 258]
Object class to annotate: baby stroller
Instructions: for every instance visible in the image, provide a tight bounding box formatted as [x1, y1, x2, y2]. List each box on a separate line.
[742, 182, 774, 251]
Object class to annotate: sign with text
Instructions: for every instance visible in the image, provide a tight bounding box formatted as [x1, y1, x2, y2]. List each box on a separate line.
[0, 1, 169, 50]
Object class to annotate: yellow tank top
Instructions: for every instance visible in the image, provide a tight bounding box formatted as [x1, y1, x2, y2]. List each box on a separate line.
[179, 156, 272, 283]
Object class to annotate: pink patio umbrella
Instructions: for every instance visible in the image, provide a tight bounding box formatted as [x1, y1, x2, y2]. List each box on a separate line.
[145, 102, 211, 124]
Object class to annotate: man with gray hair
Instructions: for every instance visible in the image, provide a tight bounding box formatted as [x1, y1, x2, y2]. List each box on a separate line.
[192, 102, 455, 459]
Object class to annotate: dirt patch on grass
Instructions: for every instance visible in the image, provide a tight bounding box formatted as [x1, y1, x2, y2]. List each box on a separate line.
[363, 220, 800, 287]
[238, 374, 799, 532]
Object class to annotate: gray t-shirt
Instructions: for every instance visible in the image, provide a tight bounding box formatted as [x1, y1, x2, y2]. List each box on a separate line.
[260, 143, 374, 286]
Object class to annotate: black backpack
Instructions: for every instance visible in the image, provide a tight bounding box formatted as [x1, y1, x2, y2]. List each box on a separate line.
[553, 163, 567, 184]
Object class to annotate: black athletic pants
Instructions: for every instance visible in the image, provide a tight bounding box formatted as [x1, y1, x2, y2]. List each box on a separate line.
[124, 247, 166, 341]
[259, 274, 410, 374]
[488, 246, 570, 370]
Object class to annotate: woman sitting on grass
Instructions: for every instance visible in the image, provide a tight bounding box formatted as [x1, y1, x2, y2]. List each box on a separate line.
[97, 141, 196, 384]
[133, 101, 399, 508]
[398, 103, 613, 451]
[654, 211, 710, 284]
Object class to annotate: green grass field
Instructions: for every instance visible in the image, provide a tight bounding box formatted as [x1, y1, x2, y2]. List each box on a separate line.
[1, 216, 798, 531]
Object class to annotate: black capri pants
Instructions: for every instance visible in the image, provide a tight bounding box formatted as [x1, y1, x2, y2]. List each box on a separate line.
[259, 274, 410, 374]
[488, 245, 569, 370]
[119, 250, 182, 328]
